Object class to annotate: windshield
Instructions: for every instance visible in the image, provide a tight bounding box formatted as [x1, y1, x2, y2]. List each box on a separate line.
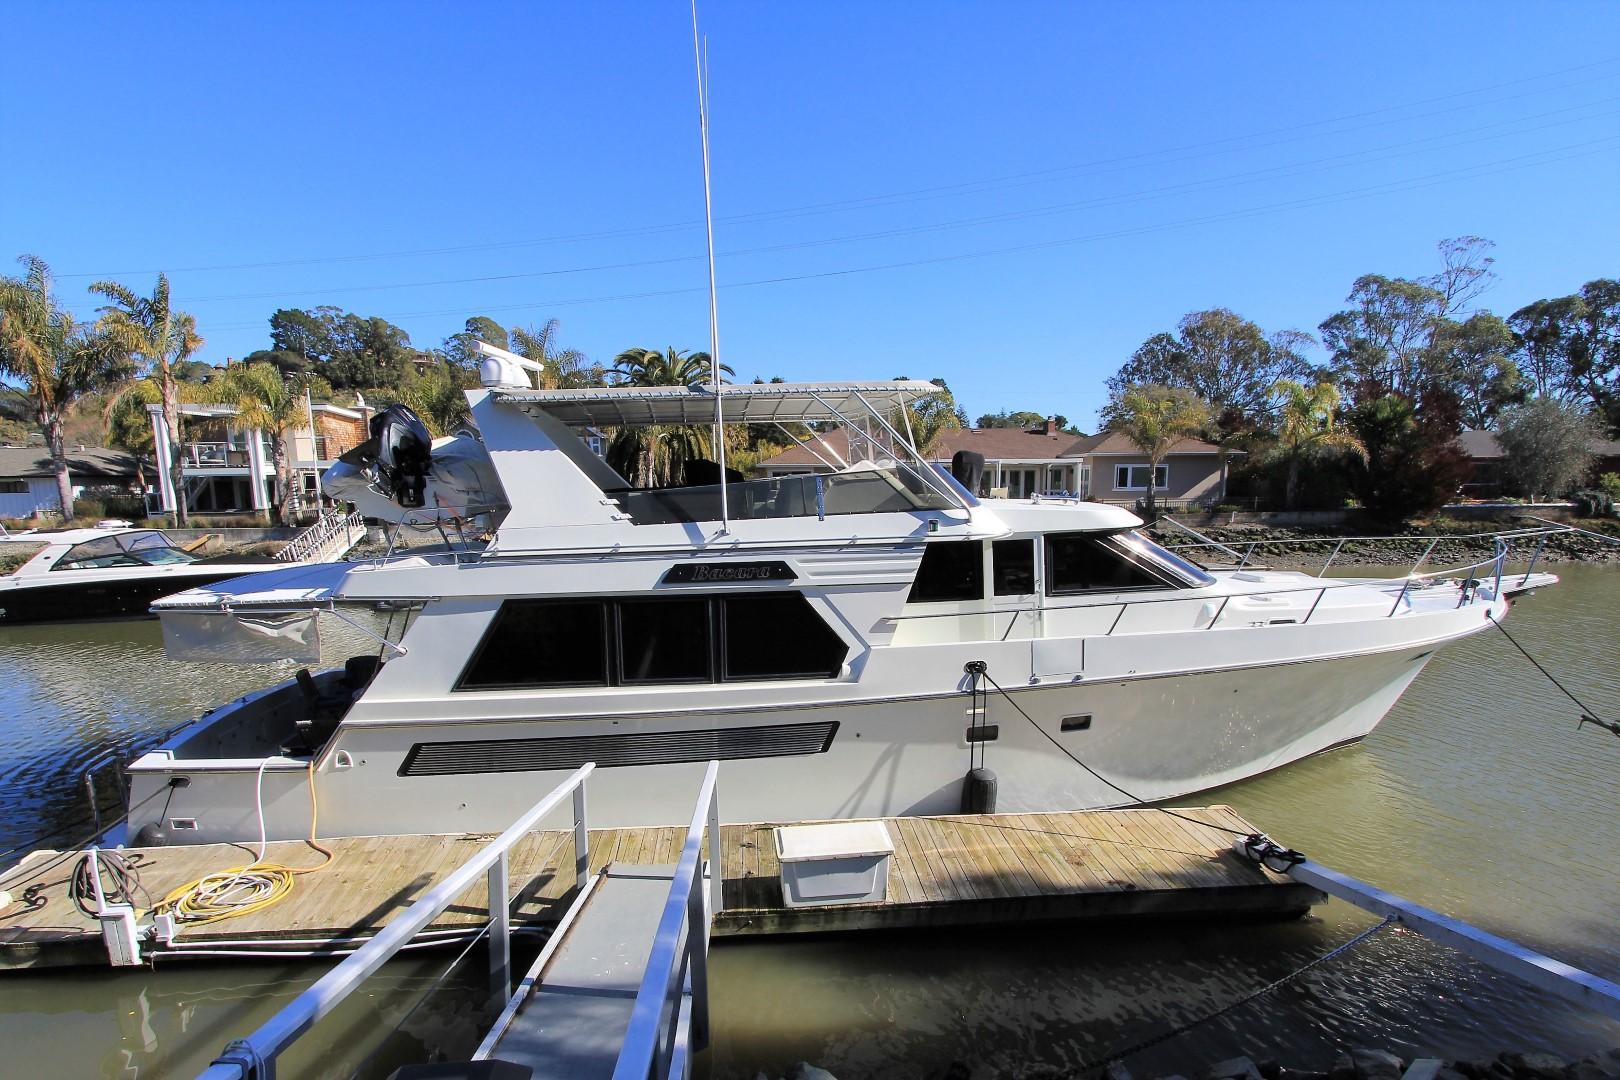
[52, 530, 195, 571]
[1111, 531, 1216, 588]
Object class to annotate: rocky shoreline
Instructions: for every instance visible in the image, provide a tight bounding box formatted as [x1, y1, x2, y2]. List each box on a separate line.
[1145, 521, 1620, 568]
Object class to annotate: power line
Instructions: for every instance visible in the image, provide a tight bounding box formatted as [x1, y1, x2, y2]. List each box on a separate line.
[190, 136, 1620, 334]
[171, 98, 1620, 306]
[50, 57, 1620, 280]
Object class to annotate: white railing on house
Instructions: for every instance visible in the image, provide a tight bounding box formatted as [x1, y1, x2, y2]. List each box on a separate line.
[196, 763, 597, 1080]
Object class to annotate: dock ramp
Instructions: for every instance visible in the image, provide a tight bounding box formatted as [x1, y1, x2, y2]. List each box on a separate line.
[476, 862, 706, 1078]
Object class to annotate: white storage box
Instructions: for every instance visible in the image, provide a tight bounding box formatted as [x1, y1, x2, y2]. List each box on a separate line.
[774, 821, 895, 908]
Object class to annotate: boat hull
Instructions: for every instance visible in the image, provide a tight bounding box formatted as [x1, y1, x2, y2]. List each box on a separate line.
[0, 568, 277, 624]
[126, 642, 1438, 844]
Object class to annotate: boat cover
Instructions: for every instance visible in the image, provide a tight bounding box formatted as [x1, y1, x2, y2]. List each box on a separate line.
[152, 561, 354, 662]
[161, 608, 322, 664]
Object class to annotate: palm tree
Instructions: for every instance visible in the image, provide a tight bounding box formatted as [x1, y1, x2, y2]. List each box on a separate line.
[103, 376, 203, 498]
[605, 348, 735, 487]
[217, 362, 328, 525]
[400, 361, 473, 437]
[0, 256, 133, 520]
[611, 346, 730, 387]
[509, 319, 603, 389]
[1106, 384, 1211, 515]
[1270, 379, 1367, 510]
[90, 273, 203, 524]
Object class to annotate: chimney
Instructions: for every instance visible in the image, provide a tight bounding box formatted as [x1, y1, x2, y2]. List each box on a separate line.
[1044, 416, 1058, 436]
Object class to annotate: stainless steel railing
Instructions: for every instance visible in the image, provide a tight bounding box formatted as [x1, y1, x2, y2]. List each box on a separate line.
[611, 759, 722, 1080]
[197, 763, 596, 1080]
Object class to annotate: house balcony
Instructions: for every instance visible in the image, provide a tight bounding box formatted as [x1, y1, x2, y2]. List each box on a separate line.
[178, 440, 272, 473]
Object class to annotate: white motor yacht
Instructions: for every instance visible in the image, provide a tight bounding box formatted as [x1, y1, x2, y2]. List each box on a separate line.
[123, 367, 1546, 845]
[0, 526, 302, 624]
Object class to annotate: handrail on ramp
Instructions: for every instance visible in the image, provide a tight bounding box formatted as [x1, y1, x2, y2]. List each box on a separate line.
[197, 762, 597, 1080]
[611, 759, 722, 1080]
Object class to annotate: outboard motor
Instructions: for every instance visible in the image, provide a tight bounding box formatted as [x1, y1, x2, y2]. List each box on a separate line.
[340, 404, 433, 509]
[951, 450, 985, 495]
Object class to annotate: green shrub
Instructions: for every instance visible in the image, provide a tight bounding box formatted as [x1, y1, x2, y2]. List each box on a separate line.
[1573, 490, 1616, 517]
[1599, 472, 1620, 501]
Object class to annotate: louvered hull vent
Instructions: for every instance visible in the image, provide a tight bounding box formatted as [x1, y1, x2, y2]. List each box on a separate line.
[398, 720, 840, 777]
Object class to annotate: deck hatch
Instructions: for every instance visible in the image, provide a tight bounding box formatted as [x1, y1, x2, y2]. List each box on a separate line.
[398, 720, 840, 776]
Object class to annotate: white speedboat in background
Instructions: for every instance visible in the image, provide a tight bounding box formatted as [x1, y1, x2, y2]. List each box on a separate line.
[0, 526, 299, 625]
[122, 362, 1547, 846]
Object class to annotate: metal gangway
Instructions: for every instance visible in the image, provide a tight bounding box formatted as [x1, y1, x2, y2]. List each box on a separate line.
[197, 759, 722, 1080]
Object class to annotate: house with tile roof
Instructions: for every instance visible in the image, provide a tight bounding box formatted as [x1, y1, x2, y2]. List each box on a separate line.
[756, 418, 1237, 506]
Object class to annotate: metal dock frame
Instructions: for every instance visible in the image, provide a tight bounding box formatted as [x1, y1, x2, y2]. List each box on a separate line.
[196, 762, 598, 1080]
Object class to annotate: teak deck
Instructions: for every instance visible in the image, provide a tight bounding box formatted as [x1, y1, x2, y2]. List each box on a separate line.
[0, 806, 1321, 971]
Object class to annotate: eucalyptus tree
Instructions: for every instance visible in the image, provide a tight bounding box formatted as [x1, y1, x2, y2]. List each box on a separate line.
[1108, 309, 1316, 427]
[1102, 384, 1210, 515]
[217, 362, 332, 524]
[0, 256, 134, 519]
[1269, 379, 1366, 510]
[90, 273, 203, 523]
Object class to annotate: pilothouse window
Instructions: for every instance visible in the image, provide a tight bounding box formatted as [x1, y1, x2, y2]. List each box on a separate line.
[1046, 533, 1168, 594]
[908, 541, 984, 603]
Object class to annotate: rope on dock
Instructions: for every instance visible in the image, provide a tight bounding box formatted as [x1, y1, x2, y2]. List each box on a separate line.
[1077, 914, 1398, 1073]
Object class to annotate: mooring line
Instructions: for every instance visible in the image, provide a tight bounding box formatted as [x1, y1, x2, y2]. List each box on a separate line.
[1486, 611, 1618, 738]
[1077, 915, 1399, 1072]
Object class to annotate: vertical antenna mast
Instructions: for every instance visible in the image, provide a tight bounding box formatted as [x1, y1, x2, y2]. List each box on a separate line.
[692, 0, 728, 533]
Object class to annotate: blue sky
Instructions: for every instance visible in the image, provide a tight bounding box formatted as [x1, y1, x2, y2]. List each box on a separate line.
[3, 2, 1617, 430]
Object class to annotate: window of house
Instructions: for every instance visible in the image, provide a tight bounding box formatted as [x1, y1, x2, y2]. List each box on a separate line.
[1114, 464, 1169, 490]
[0, 480, 26, 494]
[617, 597, 713, 683]
[907, 540, 984, 603]
[1046, 532, 1167, 594]
[458, 599, 610, 689]
[992, 539, 1035, 595]
[721, 593, 847, 679]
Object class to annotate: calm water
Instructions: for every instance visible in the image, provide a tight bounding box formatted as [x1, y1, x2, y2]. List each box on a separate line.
[1, 567, 1617, 1078]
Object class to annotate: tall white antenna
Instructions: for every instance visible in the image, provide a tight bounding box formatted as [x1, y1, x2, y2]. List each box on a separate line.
[692, 0, 728, 533]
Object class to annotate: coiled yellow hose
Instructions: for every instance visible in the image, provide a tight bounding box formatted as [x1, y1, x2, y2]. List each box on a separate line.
[151, 761, 334, 927]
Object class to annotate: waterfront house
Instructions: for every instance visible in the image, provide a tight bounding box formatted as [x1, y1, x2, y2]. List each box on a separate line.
[146, 400, 372, 519]
[755, 419, 1236, 506]
[0, 444, 142, 519]
[1457, 428, 1620, 499]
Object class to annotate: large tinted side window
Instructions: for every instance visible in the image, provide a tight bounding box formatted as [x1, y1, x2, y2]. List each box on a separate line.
[992, 539, 1035, 595]
[722, 592, 847, 680]
[907, 541, 984, 603]
[1046, 534, 1165, 594]
[618, 597, 713, 683]
[459, 599, 609, 689]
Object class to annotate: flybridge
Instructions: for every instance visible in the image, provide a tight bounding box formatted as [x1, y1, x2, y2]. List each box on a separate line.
[491, 380, 946, 428]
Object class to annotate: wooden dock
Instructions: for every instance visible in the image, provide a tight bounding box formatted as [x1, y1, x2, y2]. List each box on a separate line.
[0, 806, 1321, 971]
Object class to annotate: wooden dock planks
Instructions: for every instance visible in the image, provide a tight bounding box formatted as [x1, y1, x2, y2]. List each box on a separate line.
[0, 806, 1321, 971]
